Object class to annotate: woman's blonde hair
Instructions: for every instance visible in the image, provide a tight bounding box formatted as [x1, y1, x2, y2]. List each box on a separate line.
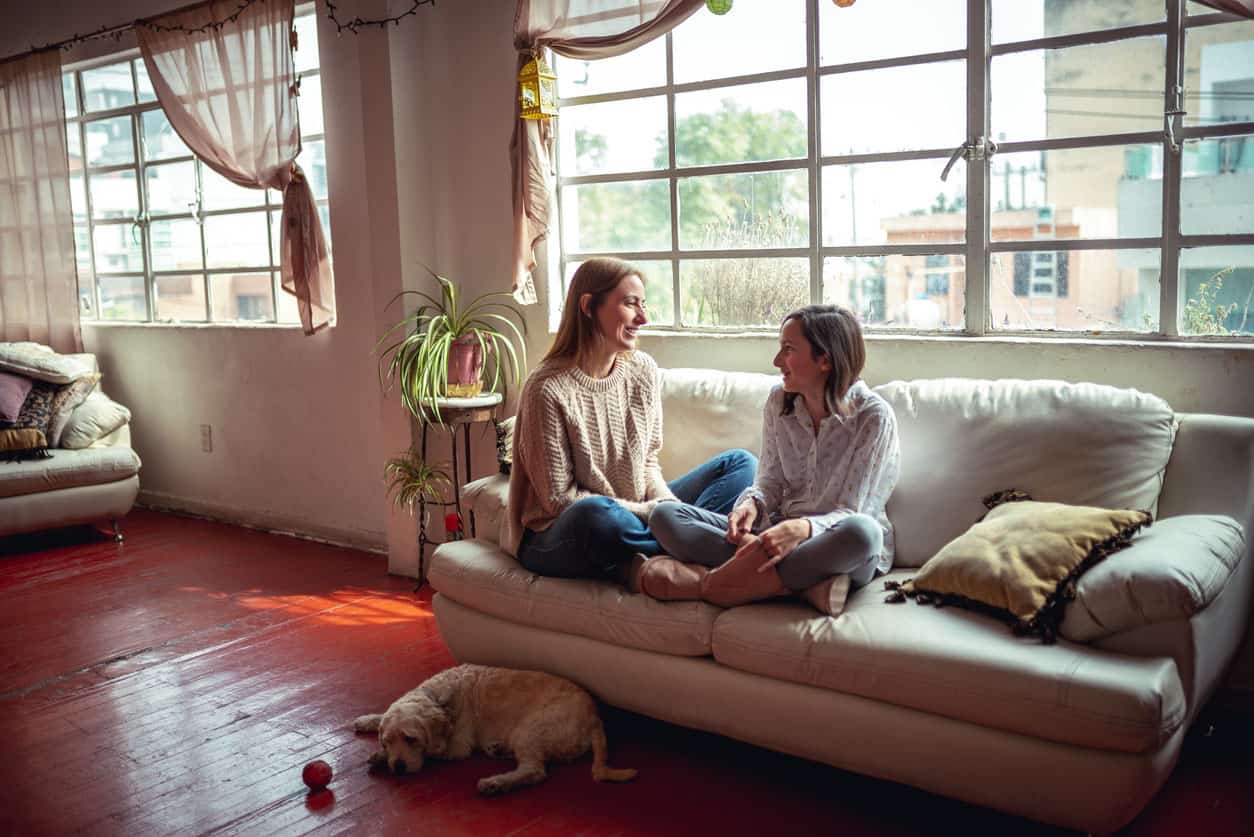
[780, 304, 866, 418]
[544, 257, 642, 364]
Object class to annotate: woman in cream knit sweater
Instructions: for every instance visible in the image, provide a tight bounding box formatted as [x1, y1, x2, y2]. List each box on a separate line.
[508, 258, 755, 585]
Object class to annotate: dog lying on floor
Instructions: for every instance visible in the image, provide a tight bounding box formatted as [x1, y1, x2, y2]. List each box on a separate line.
[352, 663, 637, 795]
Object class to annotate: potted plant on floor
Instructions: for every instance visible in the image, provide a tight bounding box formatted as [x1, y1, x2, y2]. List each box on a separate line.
[384, 448, 452, 523]
[377, 265, 527, 424]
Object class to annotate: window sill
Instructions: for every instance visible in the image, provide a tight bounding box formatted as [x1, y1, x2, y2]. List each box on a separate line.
[83, 321, 314, 331]
[635, 328, 1254, 351]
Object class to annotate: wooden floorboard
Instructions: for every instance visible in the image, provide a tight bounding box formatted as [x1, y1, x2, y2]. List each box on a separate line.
[1, 509, 1250, 836]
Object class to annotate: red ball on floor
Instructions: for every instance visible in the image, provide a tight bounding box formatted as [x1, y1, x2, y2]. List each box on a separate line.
[302, 760, 333, 791]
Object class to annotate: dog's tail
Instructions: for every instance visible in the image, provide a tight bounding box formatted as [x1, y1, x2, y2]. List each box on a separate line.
[589, 722, 637, 783]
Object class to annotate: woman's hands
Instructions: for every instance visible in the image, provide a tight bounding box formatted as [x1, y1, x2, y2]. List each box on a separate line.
[725, 501, 758, 544]
[732, 518, 812, 574]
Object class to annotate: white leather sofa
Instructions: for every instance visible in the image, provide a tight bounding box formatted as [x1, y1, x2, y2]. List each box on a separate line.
[0, 353, 141, 540]
[427, 368, 1253, 833]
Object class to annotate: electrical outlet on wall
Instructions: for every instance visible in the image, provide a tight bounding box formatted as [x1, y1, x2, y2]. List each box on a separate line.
[200, 424, 213, 453]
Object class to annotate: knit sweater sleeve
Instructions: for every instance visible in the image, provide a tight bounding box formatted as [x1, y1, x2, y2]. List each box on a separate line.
[516, 376, 594, 519]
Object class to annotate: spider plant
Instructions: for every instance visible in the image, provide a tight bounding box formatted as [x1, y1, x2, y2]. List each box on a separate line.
[377, 265, 527, 424]
[384, 449, 452, 518]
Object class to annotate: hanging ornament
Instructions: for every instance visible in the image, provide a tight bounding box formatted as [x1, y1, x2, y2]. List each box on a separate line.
[834, 0, 856, 7]
[518, 50, 558, 120]
[706, 0, 733, 14]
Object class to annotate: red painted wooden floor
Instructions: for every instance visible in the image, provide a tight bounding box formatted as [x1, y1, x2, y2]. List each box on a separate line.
[1, 509, 1250, 836]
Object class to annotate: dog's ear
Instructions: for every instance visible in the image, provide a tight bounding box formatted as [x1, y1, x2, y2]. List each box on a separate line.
[401, 709, 452, 757]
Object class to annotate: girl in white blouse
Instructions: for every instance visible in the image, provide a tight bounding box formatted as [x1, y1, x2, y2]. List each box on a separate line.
[643, 305, 900, 614]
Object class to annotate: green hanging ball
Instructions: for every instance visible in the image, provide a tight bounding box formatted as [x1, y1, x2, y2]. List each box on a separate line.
[705, 0, 733, 15]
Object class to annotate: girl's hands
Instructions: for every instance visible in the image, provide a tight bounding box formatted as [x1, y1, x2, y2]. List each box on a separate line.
[726, 502, 758, 544]
[739, 518, 812, 573]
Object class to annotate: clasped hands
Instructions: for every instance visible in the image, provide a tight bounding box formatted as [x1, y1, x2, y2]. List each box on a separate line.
[725, 503, 811, 574]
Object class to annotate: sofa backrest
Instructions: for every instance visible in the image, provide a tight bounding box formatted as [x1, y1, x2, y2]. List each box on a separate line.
[660, 369, 1178, 569]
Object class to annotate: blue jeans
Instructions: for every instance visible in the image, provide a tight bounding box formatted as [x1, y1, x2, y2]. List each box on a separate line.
[517, 449, 757, 580]
[649, 504, 883, 592]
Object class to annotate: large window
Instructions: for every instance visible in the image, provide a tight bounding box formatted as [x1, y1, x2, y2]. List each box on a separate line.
[66, 8, 329, 325]
[553, 0, 1254, 338]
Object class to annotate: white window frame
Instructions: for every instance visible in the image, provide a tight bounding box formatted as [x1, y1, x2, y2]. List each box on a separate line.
[68, 5, 327, 326]
[552, 0, 1254, 341]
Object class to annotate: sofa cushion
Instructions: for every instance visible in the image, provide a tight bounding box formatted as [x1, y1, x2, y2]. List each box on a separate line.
[0, 379, 60, 456]
[0, 372, 32, 422]
[60, 392, 132, 450]
[428, 539, 721, 657]
[48, 373, 101, 448]
[891, 495, 1152, 643]
[879, 379, 1176, 568]
[0, 342, 94, 384]
[711, 569, 1186, 755]
[1061, 514, 1246, 643]
[658, 367, 777, 479]
[0, 446, 142, 498]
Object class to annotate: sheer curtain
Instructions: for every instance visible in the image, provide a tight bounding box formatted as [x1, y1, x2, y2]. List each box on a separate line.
[511, 0, 704, 303]
[137, 0, 334, 334]
[0, 50, 82, 352]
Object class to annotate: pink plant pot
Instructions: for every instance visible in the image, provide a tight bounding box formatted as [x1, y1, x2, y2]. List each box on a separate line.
[446, 335, 486, 397]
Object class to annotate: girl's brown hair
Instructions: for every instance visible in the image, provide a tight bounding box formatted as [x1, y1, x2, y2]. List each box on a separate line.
[780, 305, 866, 417]
[544, 257, 642, 365]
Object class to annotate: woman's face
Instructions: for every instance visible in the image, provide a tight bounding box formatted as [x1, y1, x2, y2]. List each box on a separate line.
[774, 317, 830, 394]
[591, 273, 648, 352]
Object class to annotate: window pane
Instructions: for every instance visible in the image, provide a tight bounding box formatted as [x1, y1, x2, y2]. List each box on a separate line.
[987, 145, 1162, 241]
[146, 161, 198, 216]
[820, 0, 965, 65]
[678, 170, 808, 250]
[93, 224, 144, 273]
[558, 97, 666, 176]
[78, 269, 96, 319]
[555, 39, 666, 99]
[210, 272, 274, 322]
[823, 159, 966, 247]
[204, 213, 270, 268]
[142, 109, 191, 161]
[564, 259, 674, 326]
[992, 37, 1165, 143]
[298, 73, 324, 136]
[62, 72, 78, 118]
[675, 79, 807, 167]
[85, 116, 135, 167]
[296, 140, 327, 200]
[1179, 247, 1254, 336]
[66, 122, 83, 173]
[992, 0, 1163, 44]
[73, 223, 92, 276]
[97, 275, 148, 320]
[277, 273, 301, 323]
[1181, 136, 1254, 236]
[150, 218, 204, 272]
[561, 180, 671, 252]
[294, 12, 320, 74]
[1183, 20, 1254, 128]
[88, 170, 139, 219]
[202, 168, 265, 211]
[821, 62, 966, 155]
[672, 0, 805, 84]
[989, 248, 1159, 332]
[69, 174, 87, 223]
[134, 60, 156, 103]
[154, 273, 207, 322]
[81, 62, 134, 112]
[824, 254, 966, 330]
[680, 258, 808, 327]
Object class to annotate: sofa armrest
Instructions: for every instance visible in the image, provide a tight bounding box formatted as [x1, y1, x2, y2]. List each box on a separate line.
[463, 474, 509, 548]
[91, 422, 132, 450]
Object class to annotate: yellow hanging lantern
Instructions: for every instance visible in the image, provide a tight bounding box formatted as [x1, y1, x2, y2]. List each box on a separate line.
[518, 52, 558, 120]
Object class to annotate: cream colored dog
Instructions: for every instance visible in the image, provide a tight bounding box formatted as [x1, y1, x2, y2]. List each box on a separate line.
[352, 663, 637, 795]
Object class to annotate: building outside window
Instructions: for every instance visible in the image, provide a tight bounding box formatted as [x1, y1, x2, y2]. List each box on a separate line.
[66, 6, 329, 325]
[552, 0, 1254, 339]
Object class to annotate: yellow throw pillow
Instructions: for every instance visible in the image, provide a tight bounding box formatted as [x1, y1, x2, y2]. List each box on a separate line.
[885, 491, 1152, 643]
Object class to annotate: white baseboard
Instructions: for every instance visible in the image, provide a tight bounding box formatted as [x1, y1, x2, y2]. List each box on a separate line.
[136, 490, 387, 554]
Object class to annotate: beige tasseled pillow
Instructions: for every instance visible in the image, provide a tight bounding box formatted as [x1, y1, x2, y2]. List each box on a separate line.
[885, 490, 1152, 643]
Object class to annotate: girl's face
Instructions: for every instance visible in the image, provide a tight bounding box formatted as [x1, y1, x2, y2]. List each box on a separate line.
[774, 317, 831, 394]
[591, 273, 648, 352]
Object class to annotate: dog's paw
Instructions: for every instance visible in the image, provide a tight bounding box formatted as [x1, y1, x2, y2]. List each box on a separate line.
[352, 713, 383, 733]
[477, 776, 511, 797]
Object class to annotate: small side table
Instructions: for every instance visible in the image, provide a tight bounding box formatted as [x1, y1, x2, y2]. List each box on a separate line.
[416, 392, 503, 583]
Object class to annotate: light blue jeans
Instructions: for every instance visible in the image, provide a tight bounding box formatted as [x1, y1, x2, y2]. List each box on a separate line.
[648, 503, 883, 592]
[517, 449, 757, 580]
